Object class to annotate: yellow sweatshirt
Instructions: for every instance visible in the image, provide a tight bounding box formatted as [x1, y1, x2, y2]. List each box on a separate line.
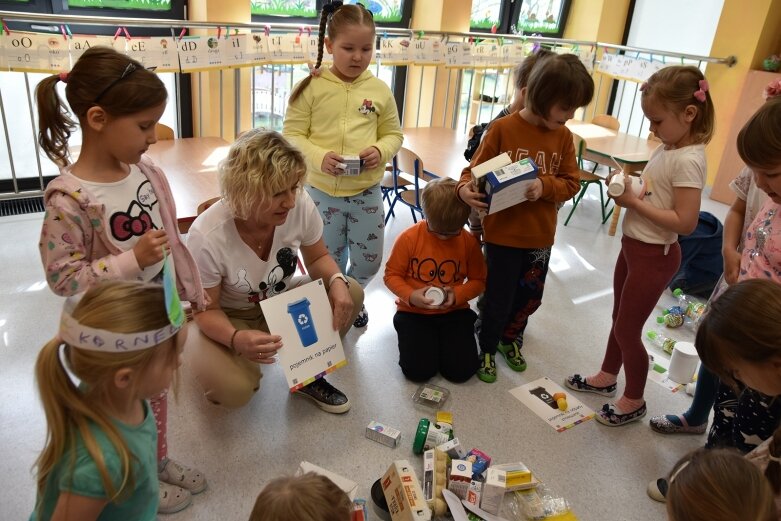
[283, 68, 403, 197]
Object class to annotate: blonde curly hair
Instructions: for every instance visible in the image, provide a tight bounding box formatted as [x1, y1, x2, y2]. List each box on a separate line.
[220, 129, 307, 220]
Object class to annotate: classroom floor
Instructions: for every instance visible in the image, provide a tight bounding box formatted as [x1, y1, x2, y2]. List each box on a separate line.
[0, 189, 729, 521]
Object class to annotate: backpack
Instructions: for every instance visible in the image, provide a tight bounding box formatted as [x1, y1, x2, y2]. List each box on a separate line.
[464, 123, 489, 162]
[669, 211, 724, 299]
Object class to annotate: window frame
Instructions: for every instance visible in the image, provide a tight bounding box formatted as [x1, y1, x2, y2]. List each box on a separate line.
[509, 0, 572, 39]
[251, 0, 413, 29]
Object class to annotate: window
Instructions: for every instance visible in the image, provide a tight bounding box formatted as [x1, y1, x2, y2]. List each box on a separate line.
[65, 0, 172, 10]
[345, 0, 404, 23]
[515, 0, 571, 37]
[251, 0, 412, 27]
[251, 0, 318, 18]
[470, 0, 503, 31]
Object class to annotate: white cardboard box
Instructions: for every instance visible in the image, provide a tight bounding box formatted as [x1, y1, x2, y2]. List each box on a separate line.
[470, 153, 539, 214]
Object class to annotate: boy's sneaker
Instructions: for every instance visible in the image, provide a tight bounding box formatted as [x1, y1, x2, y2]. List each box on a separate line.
[159, 457, 207, 494]
[647, 478, 668, 502]
[477, 353, 497, 383]
[564, 374, 617, 397]
[497, 340, 527, 372]
[295, 377, 351, 414]
[353, 305, 369, 328]
[158, 481, 192, 514]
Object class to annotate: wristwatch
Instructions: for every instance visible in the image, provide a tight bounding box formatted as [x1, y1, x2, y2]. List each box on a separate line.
[328, 273, 350, 288]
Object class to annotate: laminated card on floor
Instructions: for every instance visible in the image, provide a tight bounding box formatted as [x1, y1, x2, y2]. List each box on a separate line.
[509, 377, 594, 432]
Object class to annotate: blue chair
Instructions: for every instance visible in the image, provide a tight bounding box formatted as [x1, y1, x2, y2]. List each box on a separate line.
[385, 147, 438, 224]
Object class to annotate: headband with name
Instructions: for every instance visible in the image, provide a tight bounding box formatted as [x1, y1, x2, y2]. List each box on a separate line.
[58, 252, 185, 352]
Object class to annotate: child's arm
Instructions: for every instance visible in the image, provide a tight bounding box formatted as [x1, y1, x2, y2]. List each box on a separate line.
[50, 492, 108, 521]
[531, 133, 580, 202]
[40, 193, 145, 296]
[722, 196, 746, 285]
[450, 234, 487, 305]
[614, 184, 701, 235]
[456, 128, 500, 209]
[282, 91, 332, 174]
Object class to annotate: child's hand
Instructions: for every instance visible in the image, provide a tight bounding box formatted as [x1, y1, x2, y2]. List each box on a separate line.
[723, 248, 741, 285]
[358, 146, 381, 170]
[232, 329, 282, 364]
[321, 151, 345, 176]
[409, 287, 438, 309]
[525, 179, 543, 201]
[133, 229, 169, 269]
[611, 176, 640, 208]
[458, 183, 488, 210]
[440, 286, 456, 309]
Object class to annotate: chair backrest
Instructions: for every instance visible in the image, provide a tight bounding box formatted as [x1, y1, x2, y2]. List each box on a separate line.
[592, 114, 620, 131]
[197, 196, 221, 215]
[156, 123, 175, 140]
[396, 147, 424, 179]
[647, 131, 662, 143]
[572, 134, 587, 168]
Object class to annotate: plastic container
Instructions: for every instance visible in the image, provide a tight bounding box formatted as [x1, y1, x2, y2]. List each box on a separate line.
[668, 341, 700, 384]
[646, 330, 677, 355]
[424, 286, 445, 306]
[287, 298, 318, 347]
[673, 288, 707, 324]
[412, 383, 450, 410]
[413, 417, 453, 454]
[608, 173, 644, 197]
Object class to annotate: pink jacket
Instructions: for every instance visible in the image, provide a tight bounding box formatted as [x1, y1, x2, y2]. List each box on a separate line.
[38, 156, 206, 310]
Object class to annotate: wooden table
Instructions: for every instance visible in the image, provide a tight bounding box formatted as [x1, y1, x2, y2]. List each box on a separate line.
[566, 121, 660, 235]
[401, 127, 469, 180]
[145, 137, 229, 229]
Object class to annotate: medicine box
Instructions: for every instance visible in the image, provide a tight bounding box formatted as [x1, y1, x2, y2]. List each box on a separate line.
[465, 480, 482, 506]
[381, 460, 432, 521]
[366, 421, 402, 448]
[470, 153, 539, 215]
[447, 459, 472, 500]
[491, 462, 537, 491]
[342, 155, 362, 176]
[422, 450, 435, 503]
[436, 437, 467, 459]
[479, 467, 506, 515]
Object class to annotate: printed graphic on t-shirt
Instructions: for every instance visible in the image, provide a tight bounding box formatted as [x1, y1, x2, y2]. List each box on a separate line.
[408, 257, 462, 285]
[109, 180, 159, 242]
[508, 148, 561, 176]
[228, 247, 298, 303]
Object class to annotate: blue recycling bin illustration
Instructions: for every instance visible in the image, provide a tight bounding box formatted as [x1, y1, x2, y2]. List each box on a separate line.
[287, 298, 318, 347]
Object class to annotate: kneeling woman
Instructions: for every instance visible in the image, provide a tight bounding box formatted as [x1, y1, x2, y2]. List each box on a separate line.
[185, 129, 363, 412]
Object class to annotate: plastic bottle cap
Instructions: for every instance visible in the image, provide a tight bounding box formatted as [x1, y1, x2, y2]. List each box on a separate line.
[647, 330, 658, 339]
[656, 316, 665, 324]
[673, 288, 683, 297]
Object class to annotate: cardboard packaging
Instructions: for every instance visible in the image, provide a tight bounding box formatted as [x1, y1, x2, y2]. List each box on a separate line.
[366, 421, 402, 447]
[340, 155, 362, 176]
[465, 479, 483, 506]
[492, 462, 536, 491]
[296, 461, 359, 501]
[381, 460, 432, 521]
[479, 467, 506, 515]
[470, 152, 539, 214]
[447, 459, 473, 500]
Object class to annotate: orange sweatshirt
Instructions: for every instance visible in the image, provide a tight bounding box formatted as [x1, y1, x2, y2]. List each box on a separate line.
[384, 221, 486, 315]
[457, 113, 580, 248]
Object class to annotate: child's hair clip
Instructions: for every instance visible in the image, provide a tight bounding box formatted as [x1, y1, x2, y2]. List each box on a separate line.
[639, 81, 648, 92]
[693, 79, 709, 102]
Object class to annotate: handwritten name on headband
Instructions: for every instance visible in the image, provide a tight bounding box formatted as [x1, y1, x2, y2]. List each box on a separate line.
[59, 312, 181, 352]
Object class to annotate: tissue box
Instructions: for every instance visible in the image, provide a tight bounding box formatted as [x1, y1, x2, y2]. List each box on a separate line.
[296, 461, 359, 500]
[470, 153, 539, 214]
[381, 460, 432, 521]
[366, 421, 402, 447]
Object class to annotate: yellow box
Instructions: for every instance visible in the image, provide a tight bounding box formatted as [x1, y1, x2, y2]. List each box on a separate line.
[492, 462, 532, 489]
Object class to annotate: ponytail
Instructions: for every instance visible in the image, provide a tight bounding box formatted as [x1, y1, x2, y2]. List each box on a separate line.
[35, 74, 76, 167]
[289, 8, 330, 104]
[766, 425, 781, 494]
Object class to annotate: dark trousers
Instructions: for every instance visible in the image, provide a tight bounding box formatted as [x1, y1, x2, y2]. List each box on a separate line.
[478, 243, 551, 355]
[707, 383, 781, 453]
[394, 308, 479, 383]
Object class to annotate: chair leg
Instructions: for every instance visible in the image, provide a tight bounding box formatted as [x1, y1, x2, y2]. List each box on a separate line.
[598, 182, 607, 221]
[385, 193, 400, 225]
[410, 206, 418, 223]
[564, 183, 588, 226]
[382, 189, 396, 218]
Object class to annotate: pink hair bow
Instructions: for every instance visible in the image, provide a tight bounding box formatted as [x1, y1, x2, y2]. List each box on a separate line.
[694, 79, 709, 102]
[307, 62, 322, 78]
[764, 79, 781, 100]
[58, 71, 69, 83]
[639, 82, 648, 92]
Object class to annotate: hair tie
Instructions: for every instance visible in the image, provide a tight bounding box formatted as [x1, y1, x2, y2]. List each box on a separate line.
[694, 79, 709, 102]
[639, 82, 648, 92]
[307, 62, 322, 78]
[58, 71, 69, 83]
[322, 0, 343, 16]
[763, 79, 781, 100]
[768, 453, 781, 463]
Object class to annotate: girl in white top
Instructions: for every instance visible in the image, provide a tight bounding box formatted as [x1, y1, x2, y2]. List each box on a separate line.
[566, 66, 715, 426]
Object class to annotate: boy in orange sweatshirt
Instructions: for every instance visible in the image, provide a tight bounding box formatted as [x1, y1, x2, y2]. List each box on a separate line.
[384, 178, 486, 383]
[457, 53, 594, 383]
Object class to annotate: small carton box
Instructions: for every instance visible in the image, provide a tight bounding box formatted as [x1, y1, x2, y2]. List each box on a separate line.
[479, 467, 506, 515]
[491, 462, 536, 491]
[465, 479, 482, 506]
[366, 420, 402, 448]
[340, 155, 362, 176]
[296, 461, 359, 501]
[447, 459, 472, 500]
[422, 449, 435, 503]
[470, 153, 539, 215]
[381, 460, 432, 521]
[436, 437, 467, 459]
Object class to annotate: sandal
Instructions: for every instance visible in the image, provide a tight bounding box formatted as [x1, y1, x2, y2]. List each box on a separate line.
[649, 414, 707, 435]
[564, 374, 617, 397]
[159, 457, 208, 494]
[158, 481, 192, 514]
[595, 402, 647, 427]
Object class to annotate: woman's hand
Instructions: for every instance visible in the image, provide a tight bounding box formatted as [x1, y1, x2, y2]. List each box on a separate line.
[723, 248, 742, 285]
[358, 146, 381, 170]
[327, 279, 354, 331]
[321, 151, 345, 176]
[232, 329, 282, 365]
[133, 229, 169, 269]
[458, 183, 488, 210]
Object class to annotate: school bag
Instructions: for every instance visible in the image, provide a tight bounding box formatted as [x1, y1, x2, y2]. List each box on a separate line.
[669, 211, 724, 299]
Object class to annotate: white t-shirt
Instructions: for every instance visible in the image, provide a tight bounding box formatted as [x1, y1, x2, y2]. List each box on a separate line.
[187, 193, 323, 310]
[729, 166, 768, 244]
[622, 144, 706, 245]
[81, 165, 164, 281]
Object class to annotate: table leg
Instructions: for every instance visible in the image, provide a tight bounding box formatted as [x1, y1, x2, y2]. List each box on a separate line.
[608, 204, 622, 236]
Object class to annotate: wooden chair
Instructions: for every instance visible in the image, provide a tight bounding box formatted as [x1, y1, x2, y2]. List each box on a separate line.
[380, 162, 410, 218]
[591, 114, 620, 131]
[155, 123, 175, 140]
[385, 147, 438, 224]
[564, 135, 612, 226]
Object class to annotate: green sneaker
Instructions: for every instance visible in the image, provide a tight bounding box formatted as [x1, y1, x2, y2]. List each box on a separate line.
[497, 340, 527, 372]
[477, 353, 497, 383]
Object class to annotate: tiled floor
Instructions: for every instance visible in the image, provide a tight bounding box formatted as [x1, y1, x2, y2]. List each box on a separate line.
[0, 189, 729, 521]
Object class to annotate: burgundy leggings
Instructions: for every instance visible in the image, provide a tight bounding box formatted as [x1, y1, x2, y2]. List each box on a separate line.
[601, 236, 681, 399]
